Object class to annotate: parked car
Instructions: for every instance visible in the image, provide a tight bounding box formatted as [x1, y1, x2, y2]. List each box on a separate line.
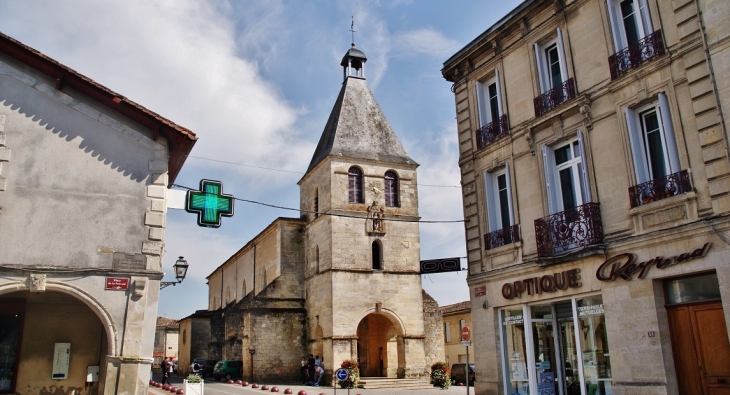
[212, 360, 243, 381]
[189, 358, 217, 377]
[451, 363, 475, 386]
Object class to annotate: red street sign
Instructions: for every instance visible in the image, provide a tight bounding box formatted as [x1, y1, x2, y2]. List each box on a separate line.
[461, 326, 471, 341]
[105, 277, 129, 290]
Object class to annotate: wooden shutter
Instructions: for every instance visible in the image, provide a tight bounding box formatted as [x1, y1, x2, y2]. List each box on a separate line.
[625, 107, 651, 183]
[658, 93, 681, 174]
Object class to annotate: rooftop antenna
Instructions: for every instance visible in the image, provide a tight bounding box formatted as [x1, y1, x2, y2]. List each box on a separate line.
[350, 16, 356, 46]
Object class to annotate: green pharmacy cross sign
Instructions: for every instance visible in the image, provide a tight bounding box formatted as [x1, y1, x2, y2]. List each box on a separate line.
[185, 180, 235, 228]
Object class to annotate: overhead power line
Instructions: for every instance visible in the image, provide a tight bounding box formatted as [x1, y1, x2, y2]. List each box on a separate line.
[171, 184, 465, 224]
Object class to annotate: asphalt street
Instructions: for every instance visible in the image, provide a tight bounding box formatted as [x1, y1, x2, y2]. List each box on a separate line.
[148, 373, 475, 395]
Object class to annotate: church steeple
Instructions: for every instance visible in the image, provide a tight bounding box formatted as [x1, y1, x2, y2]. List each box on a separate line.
[340, 44, 367, 81]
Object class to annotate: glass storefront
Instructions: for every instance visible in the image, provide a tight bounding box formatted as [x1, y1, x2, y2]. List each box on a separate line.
[501, 295, 611, 395]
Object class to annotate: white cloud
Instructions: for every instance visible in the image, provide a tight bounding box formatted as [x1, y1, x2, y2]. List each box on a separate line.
[394, 27, 462, 59]
[0, 0, 312, 186]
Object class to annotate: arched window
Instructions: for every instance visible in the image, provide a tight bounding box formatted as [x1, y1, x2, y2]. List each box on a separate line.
[349, 167, 364, 203]
[384, 171, 399, 207]
[372, 240, 382, 270]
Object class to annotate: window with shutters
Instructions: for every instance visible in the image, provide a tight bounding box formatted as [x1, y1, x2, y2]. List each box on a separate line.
[606, 0, 664, 79]
[625, 94, 689, 207]
[534, 29, 576, 117]
[348, 167, 364, 203]
[484, 165, 519, 250]
[475, 70, 509, 149]
[535, 132, 603, 257]
[444, 322, 451, 343]
[384, 171, 399, 207]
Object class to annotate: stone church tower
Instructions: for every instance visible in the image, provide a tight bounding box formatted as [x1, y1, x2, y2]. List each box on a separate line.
[298, 44, 427, 378]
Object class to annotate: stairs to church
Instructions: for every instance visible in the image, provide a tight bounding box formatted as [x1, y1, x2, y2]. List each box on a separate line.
[358, 377, 435, 390]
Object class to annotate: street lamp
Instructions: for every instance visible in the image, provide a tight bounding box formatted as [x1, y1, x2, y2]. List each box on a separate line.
[161, 256, 189, 289]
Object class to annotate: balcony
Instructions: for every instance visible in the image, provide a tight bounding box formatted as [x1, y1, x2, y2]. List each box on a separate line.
[628, 170, 691, 208]
[484, 224, 520, 250]
[534, 202, 603, 258]
[534, 78, 576, 118]
[608, 30, 665, 80]
[476, 114, 509, 150]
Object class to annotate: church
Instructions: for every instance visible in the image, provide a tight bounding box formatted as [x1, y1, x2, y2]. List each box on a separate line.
[191, 43, 444, 384]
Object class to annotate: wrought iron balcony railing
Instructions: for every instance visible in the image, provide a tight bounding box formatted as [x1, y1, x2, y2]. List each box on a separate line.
[534, 202, 603, 258]
[484, 224, 520, 251]
[608, 30, 665, 80]
[476, 114, 509, 150]
[628, 169, 691, 208]
[534, 78, 576, 118]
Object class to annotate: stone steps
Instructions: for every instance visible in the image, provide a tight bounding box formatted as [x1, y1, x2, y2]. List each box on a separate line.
[358, 377, 435, 390]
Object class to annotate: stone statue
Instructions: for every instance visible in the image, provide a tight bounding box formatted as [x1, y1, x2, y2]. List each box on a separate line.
[367, 201, 385, 233]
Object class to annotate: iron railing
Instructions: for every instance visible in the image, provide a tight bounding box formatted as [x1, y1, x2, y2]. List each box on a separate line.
[628, 169, 691, 208]
[534, 202, 603, 258]
[484, 224, 520, 250]
[608, 30, 665, 80]
[476, 114, 509, 150]
[534, 78, 576, 118]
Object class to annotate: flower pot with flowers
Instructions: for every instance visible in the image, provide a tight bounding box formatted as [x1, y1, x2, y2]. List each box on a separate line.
[430, 361, 450, 389]
[338, 359, 360, 389]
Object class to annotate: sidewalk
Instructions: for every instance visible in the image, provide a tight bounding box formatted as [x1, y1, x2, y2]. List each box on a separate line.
[148, 373, 476, 394]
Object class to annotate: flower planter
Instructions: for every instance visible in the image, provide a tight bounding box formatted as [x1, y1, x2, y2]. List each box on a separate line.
[183, 379, 204, 395]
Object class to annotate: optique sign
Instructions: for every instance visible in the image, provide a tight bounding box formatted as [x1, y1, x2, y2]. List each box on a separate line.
[502, 269, 581, 299]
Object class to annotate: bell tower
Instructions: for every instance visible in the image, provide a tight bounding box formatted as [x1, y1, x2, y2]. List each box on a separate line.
[298, 43, 427, 379]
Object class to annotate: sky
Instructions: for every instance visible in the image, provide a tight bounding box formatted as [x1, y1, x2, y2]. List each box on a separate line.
[0, 0, 523, 319]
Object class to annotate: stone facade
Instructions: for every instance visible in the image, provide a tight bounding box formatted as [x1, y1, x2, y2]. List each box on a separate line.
[0, 33, 195, 395]
[442, 0, 730, 394]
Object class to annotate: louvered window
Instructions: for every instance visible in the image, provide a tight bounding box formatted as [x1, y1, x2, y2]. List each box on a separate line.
[384, 171, 399, 207]
[348, 167, 364, 203]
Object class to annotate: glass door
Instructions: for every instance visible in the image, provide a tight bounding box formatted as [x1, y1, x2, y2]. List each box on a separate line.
[530, 305, 562, 395]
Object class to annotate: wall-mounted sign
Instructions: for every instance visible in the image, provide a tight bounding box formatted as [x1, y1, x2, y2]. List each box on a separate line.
[185, 179, 234, 228]
[474, 286, 486, 296]
[112, 253, 146, 270]
[502, 269, 581, 299]
[596, 243, 711, 281]
[52, 343, 70, 379]
[105, 277, 129, 290]
[420, 257, 461, 274]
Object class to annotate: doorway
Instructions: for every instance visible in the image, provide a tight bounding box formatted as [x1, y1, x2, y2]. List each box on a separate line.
[356, 313, 404, 378]
[665, 273, 730, 395]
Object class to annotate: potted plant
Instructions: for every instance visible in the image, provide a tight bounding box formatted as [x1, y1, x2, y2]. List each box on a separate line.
[430, 361, 450, 389]
[338, 359, 360, 389]
[184, 373, 204, 395]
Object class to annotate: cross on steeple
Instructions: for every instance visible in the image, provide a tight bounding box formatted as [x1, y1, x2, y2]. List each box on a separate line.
[350, 16, 356, 46]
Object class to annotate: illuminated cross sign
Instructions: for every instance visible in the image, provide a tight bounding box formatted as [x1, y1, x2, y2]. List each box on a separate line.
[185, 179, 234, 228]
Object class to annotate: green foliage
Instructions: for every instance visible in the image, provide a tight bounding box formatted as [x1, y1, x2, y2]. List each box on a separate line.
[430, 361, 450, 389]
[186, 373, 203, 384]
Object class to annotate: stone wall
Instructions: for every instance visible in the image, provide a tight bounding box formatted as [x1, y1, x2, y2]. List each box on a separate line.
[422, 291, 444, 372]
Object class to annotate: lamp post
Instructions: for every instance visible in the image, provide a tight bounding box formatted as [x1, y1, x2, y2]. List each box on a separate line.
[160, 256, 189, 289]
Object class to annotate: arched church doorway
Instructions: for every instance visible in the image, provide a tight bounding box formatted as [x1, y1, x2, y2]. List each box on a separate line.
[356, 313, 405, 378]
[0, 290, 110, 394]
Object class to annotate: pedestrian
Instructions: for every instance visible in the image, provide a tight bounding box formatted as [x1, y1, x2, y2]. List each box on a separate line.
[314, 355, 321, 367]
[308, 354, 315, 384]
[161, 357, 172, 385]
[300, 357, 309, 384]
[313, 364, 324, 387]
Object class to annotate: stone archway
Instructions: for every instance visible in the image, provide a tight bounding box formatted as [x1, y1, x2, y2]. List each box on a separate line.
[313, 325, 324, 362]
[356, 313, 405, 378]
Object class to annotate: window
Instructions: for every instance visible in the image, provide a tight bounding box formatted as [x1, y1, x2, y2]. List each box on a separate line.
[348, 167, 364, 203]
[534, 29, 568, 94]
[313, 188, 319, 218]
[372, 240, 382, 270]
[542, 131, 591, 214]
[625, 93, 680, 185]
[606, 0, 653, 52]
[444, 322, 452, 343]
[484, 164, 517, 249]
[384, 171, 399, 207]
[476, 70, 504, 127]
[315, 246, 320, 274]
[459, 319, 466, 332]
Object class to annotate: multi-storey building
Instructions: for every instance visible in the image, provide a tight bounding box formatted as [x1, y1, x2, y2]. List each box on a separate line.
[442, 0, 730, 394]
[440, 301, 473, 367]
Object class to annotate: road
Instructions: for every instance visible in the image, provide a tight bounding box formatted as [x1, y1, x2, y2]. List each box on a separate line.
[148, 374, 476, 395]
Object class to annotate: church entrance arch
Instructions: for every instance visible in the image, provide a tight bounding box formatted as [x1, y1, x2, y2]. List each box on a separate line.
[356, 312, 405, 378]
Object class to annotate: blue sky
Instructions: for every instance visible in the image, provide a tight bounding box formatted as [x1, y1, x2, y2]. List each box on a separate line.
[1, 0, 522, 319]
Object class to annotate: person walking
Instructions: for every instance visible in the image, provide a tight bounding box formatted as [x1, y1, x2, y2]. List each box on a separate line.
[161, 357, 172, 385]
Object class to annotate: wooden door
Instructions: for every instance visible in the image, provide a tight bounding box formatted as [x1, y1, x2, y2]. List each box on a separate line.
[667, 301, 730, 395]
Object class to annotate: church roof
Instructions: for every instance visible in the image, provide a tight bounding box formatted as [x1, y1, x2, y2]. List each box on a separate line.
[306, 77, 416, 173]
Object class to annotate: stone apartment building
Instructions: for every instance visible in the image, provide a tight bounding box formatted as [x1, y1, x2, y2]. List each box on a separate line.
[0, 32, 196, 394]
[440, 301, 473, 368]
[200, 43, 443, 384]
[441, 0, 730, 394]
[154, 317, 180, 369]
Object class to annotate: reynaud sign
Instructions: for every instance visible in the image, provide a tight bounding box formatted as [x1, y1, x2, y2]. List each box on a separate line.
[596, 243, 711, 281]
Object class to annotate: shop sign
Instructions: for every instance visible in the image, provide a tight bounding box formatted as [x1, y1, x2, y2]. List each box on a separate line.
[501, 269, 581, 299]
[596, 242, 711, 281]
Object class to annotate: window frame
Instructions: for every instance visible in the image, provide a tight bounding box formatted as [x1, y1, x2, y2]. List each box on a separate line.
[484, 164, 515, 234]
[624, 93, 681, 185]
[542, 131, 592, 214]
[348, 166, 364, 204]
[534, 28, 569, 94]
[475, 69, 504, 127]
[606, 0, 653, 52]
[384, 171, 400, 207]
[444, 322, 452, 343]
